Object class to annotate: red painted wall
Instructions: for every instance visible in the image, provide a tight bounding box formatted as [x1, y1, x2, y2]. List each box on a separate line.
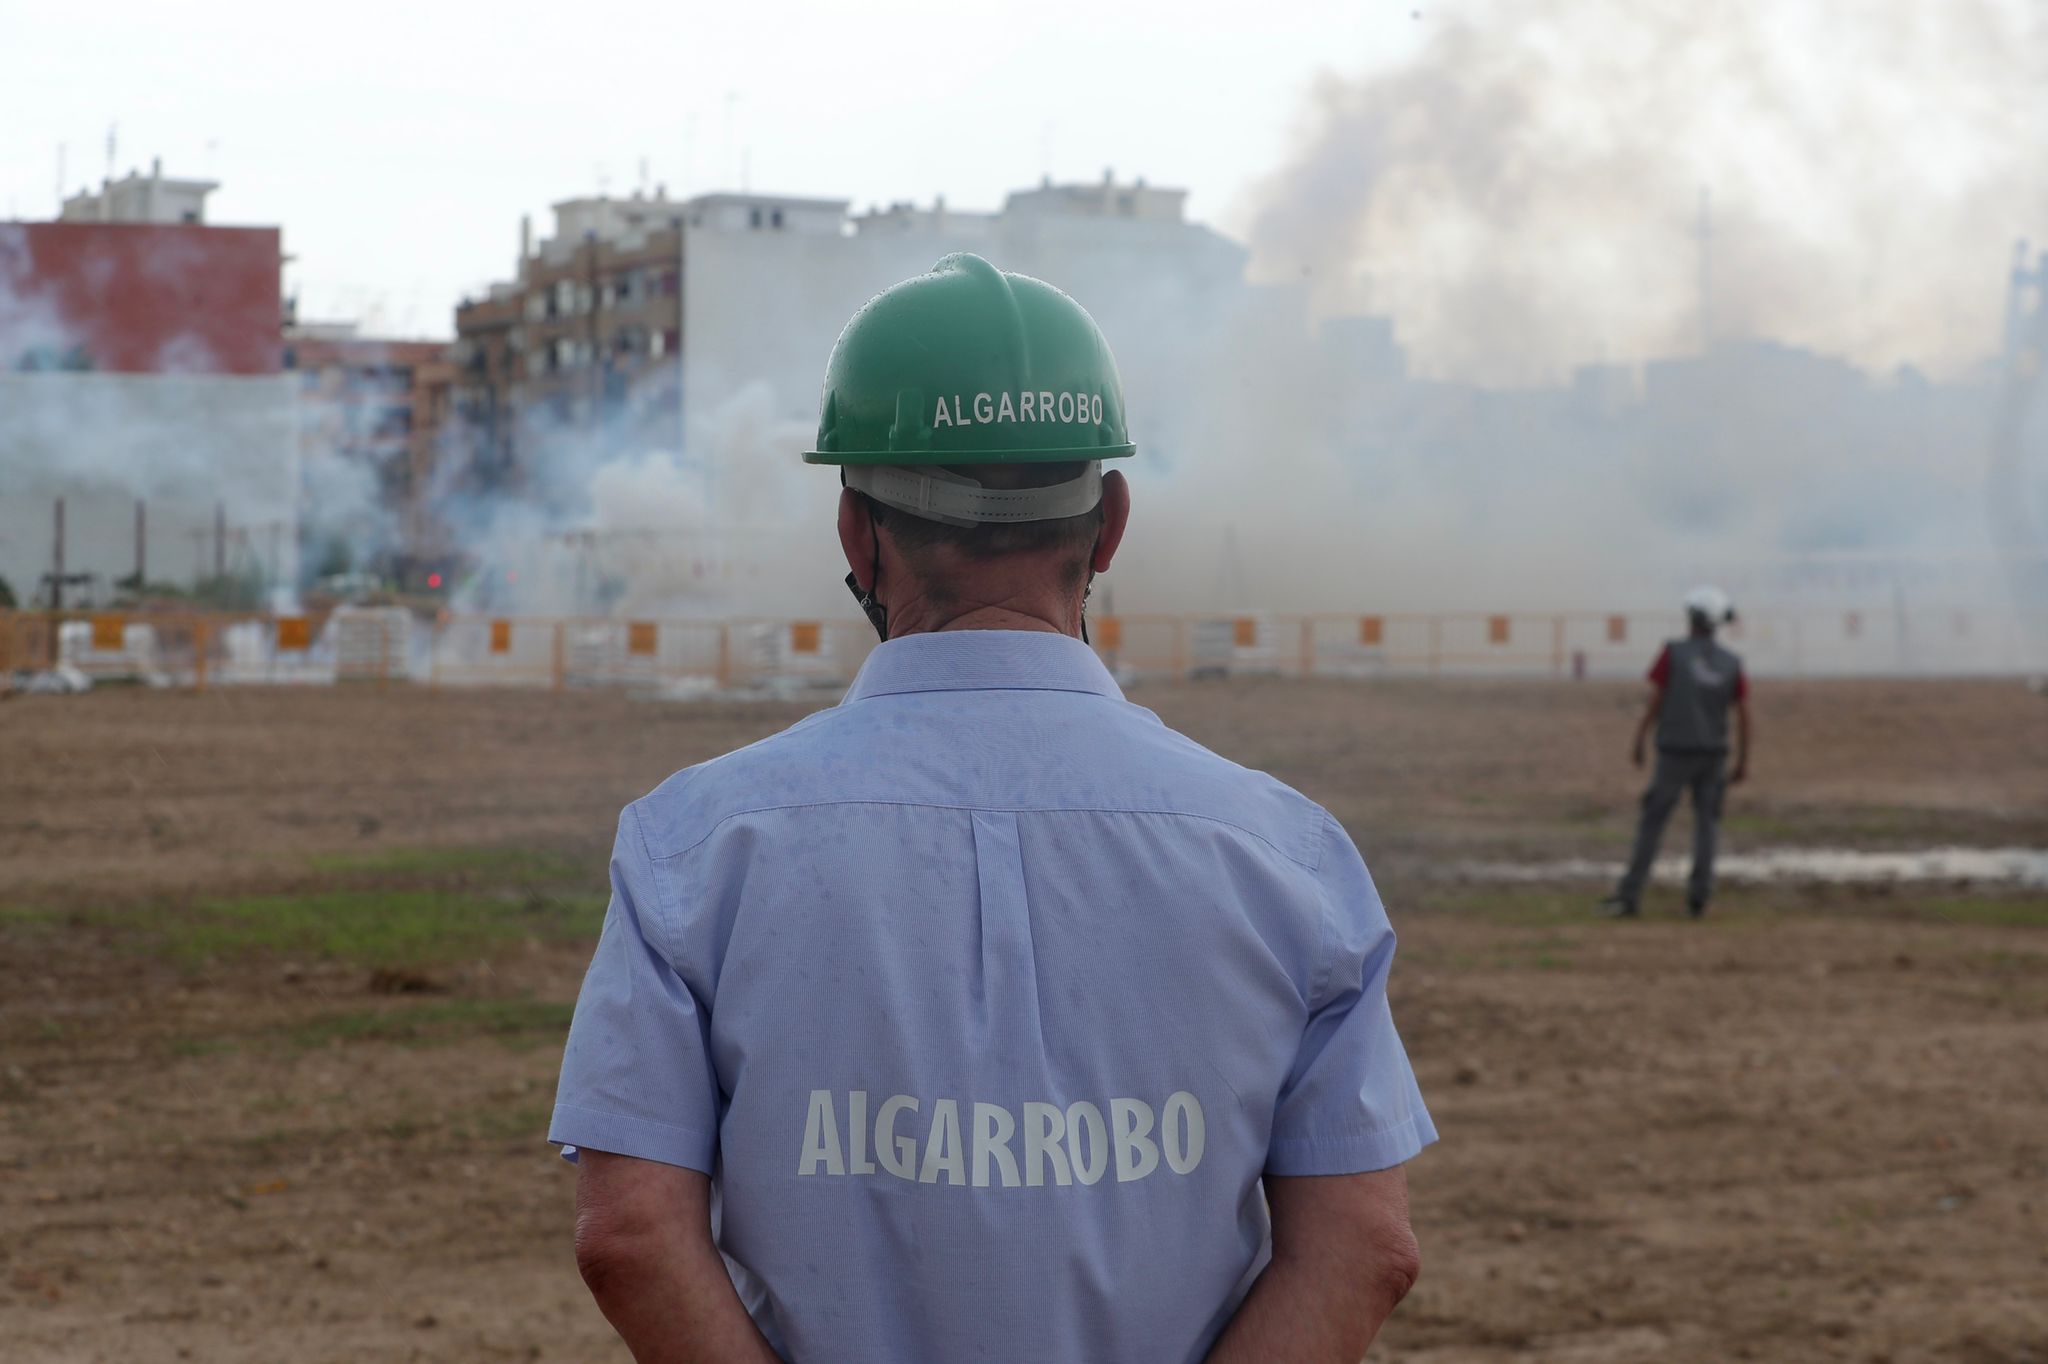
[0, 221, 282, 375]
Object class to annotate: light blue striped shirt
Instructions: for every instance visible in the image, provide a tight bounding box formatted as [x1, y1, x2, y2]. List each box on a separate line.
[551, 629, 1435, 1363]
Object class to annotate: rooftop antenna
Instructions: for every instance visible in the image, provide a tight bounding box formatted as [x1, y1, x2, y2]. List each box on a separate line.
[1696, 185, 1714, 355]
[101, 124, 118, 221]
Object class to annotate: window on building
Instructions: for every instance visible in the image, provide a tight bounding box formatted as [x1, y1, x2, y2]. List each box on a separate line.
[771, 208, 784, 229]
[749, 207, 763, 228]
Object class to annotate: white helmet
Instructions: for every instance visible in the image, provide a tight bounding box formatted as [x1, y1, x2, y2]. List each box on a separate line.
[1683, 584, 1734, 625]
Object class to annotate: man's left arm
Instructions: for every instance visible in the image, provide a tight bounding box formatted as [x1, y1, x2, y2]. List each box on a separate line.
[573, 1151, 780, 1364]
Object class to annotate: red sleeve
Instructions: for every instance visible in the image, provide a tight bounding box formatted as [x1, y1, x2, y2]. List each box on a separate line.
[1647, 645, 1671, 687]
[1734, 664, 1748, 702]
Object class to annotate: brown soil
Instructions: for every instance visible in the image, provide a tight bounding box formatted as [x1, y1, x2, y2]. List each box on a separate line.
[2, 679, 2044, 1362]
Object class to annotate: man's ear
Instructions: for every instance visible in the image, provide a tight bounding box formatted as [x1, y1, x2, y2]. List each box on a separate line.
[1091, 470, 1131, 576]
[838, 488, 878, 591]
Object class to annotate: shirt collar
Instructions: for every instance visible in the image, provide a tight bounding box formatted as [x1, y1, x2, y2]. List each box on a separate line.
[843, 629, 1125, 704]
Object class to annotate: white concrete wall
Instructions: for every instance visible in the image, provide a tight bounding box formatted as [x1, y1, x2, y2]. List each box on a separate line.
[678, 213, 1252, 465]
[0, 374, 299, 601]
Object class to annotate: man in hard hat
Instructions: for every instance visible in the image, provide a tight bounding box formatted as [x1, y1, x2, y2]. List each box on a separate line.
[549, 254, 1434, 1363]
[1602, 586, 1751, 919]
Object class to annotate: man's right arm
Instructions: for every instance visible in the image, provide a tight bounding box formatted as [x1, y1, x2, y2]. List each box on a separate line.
[574, 1150, 781, 1364]
[1631, 685, 1663, 767]
[1204, 1166, 1421, 1363]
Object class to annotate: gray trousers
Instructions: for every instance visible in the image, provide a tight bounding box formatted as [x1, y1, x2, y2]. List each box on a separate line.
[1617, 748, 1728, 908]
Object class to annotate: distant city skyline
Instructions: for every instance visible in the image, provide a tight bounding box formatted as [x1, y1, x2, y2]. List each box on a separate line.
[0, 0, 1418, 339]
[6, 1, 2039, 383]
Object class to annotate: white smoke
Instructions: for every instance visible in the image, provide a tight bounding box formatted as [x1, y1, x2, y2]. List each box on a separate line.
[0, 222, 398, 604]
[1244, 0, 2048, 385]
[437, 381, 837, 619]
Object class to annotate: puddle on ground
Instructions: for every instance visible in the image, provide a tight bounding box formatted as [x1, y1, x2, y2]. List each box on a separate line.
[1466, 847, 2048, 889]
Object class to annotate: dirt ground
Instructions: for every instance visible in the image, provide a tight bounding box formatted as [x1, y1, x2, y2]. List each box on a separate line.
[1, 677, 2044, 1363]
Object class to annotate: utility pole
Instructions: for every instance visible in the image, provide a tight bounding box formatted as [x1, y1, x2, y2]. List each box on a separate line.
[214, 501, 226, 580]
[134, 499, 147, 591]
[51, 498, 65, 611]
[102, 124, 117, 221]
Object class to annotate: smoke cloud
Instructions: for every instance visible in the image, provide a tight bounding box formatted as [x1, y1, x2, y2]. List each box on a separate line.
[1246, 0, 2048, 385]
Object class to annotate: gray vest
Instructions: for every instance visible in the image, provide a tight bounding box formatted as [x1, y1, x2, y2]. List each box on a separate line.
[1657, 635, 1743, 752]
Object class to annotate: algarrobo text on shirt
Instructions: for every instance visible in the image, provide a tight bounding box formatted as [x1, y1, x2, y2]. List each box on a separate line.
[799, 1089, 1205, 1188]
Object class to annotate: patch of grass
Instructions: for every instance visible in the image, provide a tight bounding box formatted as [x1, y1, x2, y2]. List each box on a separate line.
[305, 846, 589, 883]
[1414, 889, 1600, 926]
[166, 1035, 236, 1059]
[165, 995, 575, 1063]
[455, 1100, 555, 1145]
[9, 842, 608, 972]
[1913, 897, 2048, 929]
[0, 905, 64, 925]
[140, 886, 604, 969]
[1976, 947, 2048, 970]
[1491, 950, 1577, 971]
[1721, 812, 1810, 841]
[230, 1124, 344, 1157]
[280, 997, 576, 1051]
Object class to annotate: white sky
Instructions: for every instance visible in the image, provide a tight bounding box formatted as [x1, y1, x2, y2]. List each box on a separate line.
[0, 0, 1427, 338]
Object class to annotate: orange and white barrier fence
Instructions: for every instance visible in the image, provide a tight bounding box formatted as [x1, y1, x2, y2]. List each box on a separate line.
[4, 605, 2044, 692]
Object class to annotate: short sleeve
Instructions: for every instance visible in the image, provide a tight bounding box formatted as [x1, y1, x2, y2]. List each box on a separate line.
[1733, 663, 1749, 702]
[1267, 816, 1437, 1176]
[548, 804, 721, 1171]
[1647, 644, 1672, 686]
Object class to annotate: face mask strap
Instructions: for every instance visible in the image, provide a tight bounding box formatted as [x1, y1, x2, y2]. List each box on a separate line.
[846, 535, 888, 643]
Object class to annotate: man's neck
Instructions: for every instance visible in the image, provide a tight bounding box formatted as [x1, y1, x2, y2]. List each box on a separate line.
[882, 586, 1082, 640]
[933, 608, 1068, 636]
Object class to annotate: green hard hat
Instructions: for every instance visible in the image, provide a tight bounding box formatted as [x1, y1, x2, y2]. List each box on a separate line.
[804, 253, 1135, 466]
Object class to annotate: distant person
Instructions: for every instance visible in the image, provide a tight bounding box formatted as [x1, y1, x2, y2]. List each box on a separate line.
[549, 254, 1433, 1363]
[1602, 586, 1751, 919]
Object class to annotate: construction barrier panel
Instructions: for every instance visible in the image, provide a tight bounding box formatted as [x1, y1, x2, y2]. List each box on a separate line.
[7, 606, 2048, 692]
